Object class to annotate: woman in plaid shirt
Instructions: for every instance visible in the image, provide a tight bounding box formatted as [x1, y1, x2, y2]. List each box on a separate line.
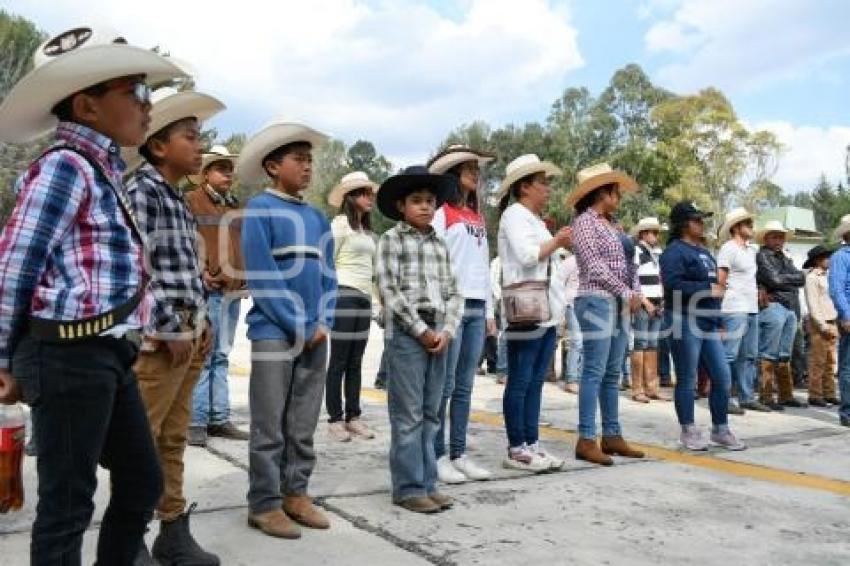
[568, 163, 645, 467]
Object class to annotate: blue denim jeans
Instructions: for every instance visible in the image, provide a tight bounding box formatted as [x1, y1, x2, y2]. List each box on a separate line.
[192, 291, 241, 426]
[496, 316, 508, 375]
[837, 332, 850, 421]
[666, 311, 731, 426]
[658, 333, 672, 383]
[386, 329, 447, 501]
[722, 313, 759, 404]
[576, 295, 629, 439]
[758, 303, 797, 362]
[503, 326, 557, 448]
[632, 306, 662, 350]
[436, 299, 486, 459]
[560, 305, 583, 383]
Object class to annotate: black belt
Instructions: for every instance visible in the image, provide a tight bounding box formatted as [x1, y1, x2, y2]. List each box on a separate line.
[27, 286, 145, 343]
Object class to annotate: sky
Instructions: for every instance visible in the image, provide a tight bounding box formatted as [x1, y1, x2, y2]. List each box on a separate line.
[6, 0, 850, 192]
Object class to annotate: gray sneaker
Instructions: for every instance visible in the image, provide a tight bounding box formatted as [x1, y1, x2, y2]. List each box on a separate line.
[187, 425, 207, 447]
[711, 430, 747, 451]
[680, 426, 709, 451]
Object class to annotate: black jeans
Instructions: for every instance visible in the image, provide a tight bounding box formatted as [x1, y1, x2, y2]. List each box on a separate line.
[12, 334, 163, 566]
[326, 287, 372, 422]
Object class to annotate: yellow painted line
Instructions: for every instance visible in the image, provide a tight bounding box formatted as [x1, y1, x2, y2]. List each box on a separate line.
[361, 388, 850, 498]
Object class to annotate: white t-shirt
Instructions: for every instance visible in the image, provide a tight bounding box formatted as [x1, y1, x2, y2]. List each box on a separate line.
[717, 239, 758, 314]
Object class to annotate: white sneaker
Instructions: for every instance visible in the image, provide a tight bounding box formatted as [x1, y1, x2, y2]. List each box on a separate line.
[437, 456, 468, 484]
[680, 425, 709, 451]
[711, 429, 747, 451]
[451, 455, 492, 481]
[529, 444, 565, 471]
[502, 448, 550, 473]
[328, 422, 352, 442]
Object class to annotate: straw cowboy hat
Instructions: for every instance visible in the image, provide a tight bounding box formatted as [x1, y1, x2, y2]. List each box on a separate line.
[803, 245, 833, 270]
[187, 145, 239, 186]
[717, 207, 756, 242]
[377, 165, 454, 221]
[328, 171, 379, 208]
[630, 217, 664, 237]
[755, 220, 791, 244]
[121, 86, 225, 173]
[237, 121, 328, 186]
[566, 163, 639, 208]
[834, 214, 850, 241]
[0, 26, 189, 143]
[427, 144, 495, 175]
[496, 154, 562, 200]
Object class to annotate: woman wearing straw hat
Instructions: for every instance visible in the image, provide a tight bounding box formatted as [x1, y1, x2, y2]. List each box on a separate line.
[716, 208, 771, 413]
[568, 163, 645, 466]
[325, 171, 379, 443]
[660, 202, 746, 451]
[755, 220, 807, 410]
[427, 145, 497, 483]
[496, 154, 571, 472]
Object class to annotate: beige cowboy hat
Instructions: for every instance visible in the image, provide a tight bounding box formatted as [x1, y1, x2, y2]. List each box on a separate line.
[427, 144, 495, 175]
[630, 216, 664, 237]
[121, 86, 225, 173]
[0, 26, 189, 143]
[187, 145, 239, 186]
[566, 163, 639, 208]
[717, 207, 756, 242]
[755, 220, 791, 244]
[328, 171, 379, 208]
[237, 121, 329, 186]
[496, 154, 562, 200]
[834, 214, 850, 241]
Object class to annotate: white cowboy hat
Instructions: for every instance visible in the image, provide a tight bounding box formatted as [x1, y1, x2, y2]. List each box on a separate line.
[755, 220, 791, 244]
[187, 144, 239, 186]
[630, 217, 663, 237]
[496, 154, 562, 200]
[427, 144, 495, 175]
[328, 171, 379, 208]
[0, 26, 189, 143]
[717, 207, 755, 242]
[566, 163, 639, 208]
[121, 87, 225, 173]
[237, 121, 329, 186]
[834, 214, 850, 241]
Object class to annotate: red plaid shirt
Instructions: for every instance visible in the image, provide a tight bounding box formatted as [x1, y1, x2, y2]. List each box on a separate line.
[571, 208, 639, 298]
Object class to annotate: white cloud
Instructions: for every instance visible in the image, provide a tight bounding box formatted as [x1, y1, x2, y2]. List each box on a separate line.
[6, 0, 583, 164]
[756, 121, 850, 191]
[643, 0, 850, 93]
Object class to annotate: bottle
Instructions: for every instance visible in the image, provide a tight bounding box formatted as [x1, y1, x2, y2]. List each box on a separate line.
[0, 403, 25, 513]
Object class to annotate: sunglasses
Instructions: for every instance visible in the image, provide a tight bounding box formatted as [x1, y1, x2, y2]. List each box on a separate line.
[131, 81, 152, 105]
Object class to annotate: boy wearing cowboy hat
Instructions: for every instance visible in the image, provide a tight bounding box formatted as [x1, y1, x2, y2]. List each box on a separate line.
[755, 220, 807, 410]
[126, 86, 225, 565]
[239, 121, 337, 538]
[184, 145, 249, 448]
[630, 217, 669, 404]
[803, 245, 839, 407]
[376, 165, 463, 513]
[0, 27, 186, 564]
[828, 215, 850, 426]
[716, 208, 770, 413]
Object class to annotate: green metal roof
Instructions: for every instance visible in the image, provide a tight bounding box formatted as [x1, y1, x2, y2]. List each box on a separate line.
[757, 206, 821, 236]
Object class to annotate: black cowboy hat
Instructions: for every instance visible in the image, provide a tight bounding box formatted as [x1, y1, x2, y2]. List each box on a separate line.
[803, 244, 833, 269]
[377, 165, 455, 221]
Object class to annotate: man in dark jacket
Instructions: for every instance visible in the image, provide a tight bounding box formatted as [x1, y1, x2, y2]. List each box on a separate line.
[756, 221, 806, 409]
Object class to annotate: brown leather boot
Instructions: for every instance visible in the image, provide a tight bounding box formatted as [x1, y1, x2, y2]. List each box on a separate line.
[283, 495, 330, 529]
[601, 435, 645, 459]
[575, 438, 613, 466]
[777, 362, 806, 407]
[644, 350, 670, 401]
[759, 360, 777, 407]
[248, 509, 302, 539]
[630, 351, 649, 402]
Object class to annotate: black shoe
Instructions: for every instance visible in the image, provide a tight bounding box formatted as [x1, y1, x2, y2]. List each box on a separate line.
[152, 504, 220, 566]
[825, 397, 840, 406]
[809, 398, 828, 407]
[840, 417, 850, 427]
[134, 541, 159, 566]
[727, 403, 746, 416]
[767, 402, 785, 411]
[781, 398, 807, 408]
[207, 421, 250, 441]
[741, 401, 772, 412]
[187, 426, 207, 447]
